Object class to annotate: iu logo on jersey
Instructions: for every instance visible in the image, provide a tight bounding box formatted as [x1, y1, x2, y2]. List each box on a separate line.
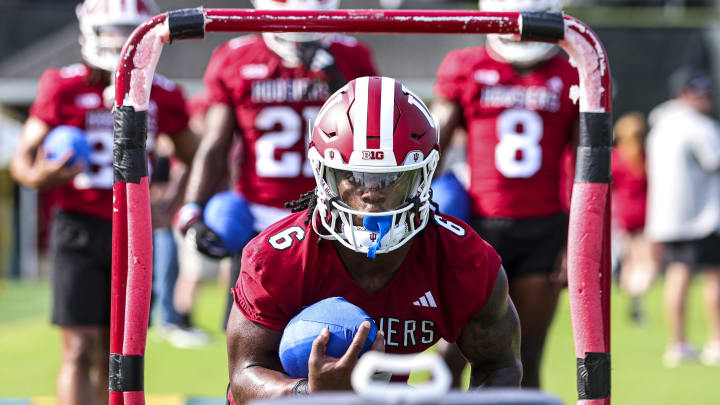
[369, 233, 377, 242]
[362, 150, 384, 160]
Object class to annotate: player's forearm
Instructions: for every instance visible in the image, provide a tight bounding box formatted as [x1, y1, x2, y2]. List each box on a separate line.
[230, 366, 303, 404]
[469, 360, 522, 388]
[9, 154, 36, 188]
[184, 142, 228, 205]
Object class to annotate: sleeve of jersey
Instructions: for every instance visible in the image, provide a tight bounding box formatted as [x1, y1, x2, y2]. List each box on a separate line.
[452, 233, 502, 316]
[29, 70, 63, 126]
[202, 45, 234, 105]
[355, 42, 379, 77]
[441, 224, 502, 343]
[231, 241, 300, 330]
[156, 85, 189, 136]
[434, 51, 465, 101]
[478, 240, 502, 310]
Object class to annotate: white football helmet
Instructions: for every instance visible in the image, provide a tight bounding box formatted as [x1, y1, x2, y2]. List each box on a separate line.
[480, 0, 562, 67]
[308, 77, 440, 258]
[77, 0, 158, 71]
[251, 0, 341, 65]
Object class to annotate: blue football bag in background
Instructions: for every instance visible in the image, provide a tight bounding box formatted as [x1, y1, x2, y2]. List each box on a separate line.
[43, 125, 91, 170]
[279, 297, 378, 378]
[430, 172, 470, 222]
[203, 191, 255, 253]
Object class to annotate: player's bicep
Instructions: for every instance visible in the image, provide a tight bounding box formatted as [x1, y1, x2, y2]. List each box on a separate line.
[456, 266, 522, 387]
[204, 103, 237, 147]
[430, 97, 463, 153]
[227, 304, 295, 402]
[227, 303, 284, 371]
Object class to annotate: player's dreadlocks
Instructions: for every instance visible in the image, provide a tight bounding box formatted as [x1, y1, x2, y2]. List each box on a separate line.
[285, 188, 442, 227]
[285, 189, 319, 226]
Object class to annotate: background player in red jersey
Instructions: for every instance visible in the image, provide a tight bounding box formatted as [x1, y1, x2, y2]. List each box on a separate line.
[226, 76, 521, 404]
[430, 0, 579, 389]
[174, 0, 378, 330]
[8, 1, 197, 404]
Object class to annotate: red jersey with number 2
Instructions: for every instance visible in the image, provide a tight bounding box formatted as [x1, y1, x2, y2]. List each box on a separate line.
[231, 210, 500, 362]
[435, 47, 579, 218]
[30, 63, 188, 220]
[203, 35, 378, 208]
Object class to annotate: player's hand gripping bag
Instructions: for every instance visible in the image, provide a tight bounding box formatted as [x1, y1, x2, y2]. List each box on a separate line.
[43, 125, 91, 170]
[279, 297, 378, 378]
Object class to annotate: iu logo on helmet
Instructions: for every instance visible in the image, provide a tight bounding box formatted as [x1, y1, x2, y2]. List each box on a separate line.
[369, 233, 377, 242]
[413, 153, 420, 162]
[329, 150, 335, 159]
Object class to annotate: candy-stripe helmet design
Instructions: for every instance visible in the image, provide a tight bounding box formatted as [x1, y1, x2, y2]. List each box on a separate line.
[308, 76, 440, 257]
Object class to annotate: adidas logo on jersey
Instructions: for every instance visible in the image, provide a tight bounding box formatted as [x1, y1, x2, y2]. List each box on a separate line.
[413, 291, 437, 308]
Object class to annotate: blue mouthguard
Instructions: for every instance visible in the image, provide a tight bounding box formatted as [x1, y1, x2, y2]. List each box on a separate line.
[362, 215, 392, 259]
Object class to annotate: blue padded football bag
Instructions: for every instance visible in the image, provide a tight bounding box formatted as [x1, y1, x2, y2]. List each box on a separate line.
[279, 297, 378, 378]
[43, 125, 91, 170]
[204, 191, 255, 253]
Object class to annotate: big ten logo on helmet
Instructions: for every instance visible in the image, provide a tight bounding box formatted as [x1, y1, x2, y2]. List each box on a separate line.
[376, 318, 436, 347]
[251, 78, 330, 103]
[362, 150, 384, 160]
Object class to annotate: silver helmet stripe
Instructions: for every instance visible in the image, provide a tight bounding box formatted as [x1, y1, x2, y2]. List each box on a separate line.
[380, 77, 396, 150]
[353, 77, 369, 152]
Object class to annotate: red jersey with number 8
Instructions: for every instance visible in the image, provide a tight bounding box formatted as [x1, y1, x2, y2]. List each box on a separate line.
[232, 210, 500, 356]
[203, 35, 378, 208]
[435, 46, 579, 218]
[30, 63, 188, 221]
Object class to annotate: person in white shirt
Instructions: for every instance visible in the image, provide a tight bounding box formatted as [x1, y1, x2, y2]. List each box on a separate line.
[646, 67, 720, 367]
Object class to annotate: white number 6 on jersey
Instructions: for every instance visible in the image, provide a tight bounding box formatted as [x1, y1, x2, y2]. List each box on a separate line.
[268, 226, 306, 250]
[434, 215, 466, 237]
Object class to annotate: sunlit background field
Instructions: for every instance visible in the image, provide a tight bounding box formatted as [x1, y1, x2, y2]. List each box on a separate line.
[1, 277, 717, 405]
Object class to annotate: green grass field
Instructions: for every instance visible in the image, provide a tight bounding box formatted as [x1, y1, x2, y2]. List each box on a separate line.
[1, 277, 717, 404]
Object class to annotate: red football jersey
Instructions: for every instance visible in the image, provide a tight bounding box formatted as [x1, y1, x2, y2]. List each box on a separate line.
[231, 211, 501, 362]
[203, 35, 378, 208]
[435, 47, 579, 218]
[611, 149, 647, 232]
[30, 64, 188, 220]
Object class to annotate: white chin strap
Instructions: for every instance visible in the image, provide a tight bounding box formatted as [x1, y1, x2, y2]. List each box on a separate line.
[486, 35, 558, 68]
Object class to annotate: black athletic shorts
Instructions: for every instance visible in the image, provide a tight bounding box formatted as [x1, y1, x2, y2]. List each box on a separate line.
[51, 210, 112, 326]
[470, 212, 568, 281]
[664, 233, 720, 268]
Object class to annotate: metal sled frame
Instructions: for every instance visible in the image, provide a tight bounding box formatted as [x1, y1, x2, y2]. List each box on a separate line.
[110, 8, 612, 405]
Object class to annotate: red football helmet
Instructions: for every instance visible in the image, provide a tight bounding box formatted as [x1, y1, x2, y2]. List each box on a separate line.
[77, 0, 158, 71]
[251, 0, 341, 66]
[308, 76, 440, 256]
[480, 0, 562, 67]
